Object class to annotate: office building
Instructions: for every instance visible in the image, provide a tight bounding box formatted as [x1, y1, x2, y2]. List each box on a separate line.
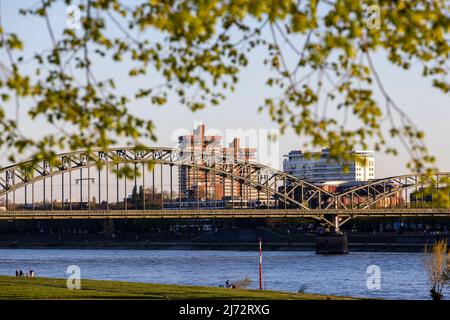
[283, 148, 375, 182]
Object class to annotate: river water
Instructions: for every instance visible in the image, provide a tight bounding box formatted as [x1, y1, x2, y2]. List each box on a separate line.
[0, 249, 448, 300]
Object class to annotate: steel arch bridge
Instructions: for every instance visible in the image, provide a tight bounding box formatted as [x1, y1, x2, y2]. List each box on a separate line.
[0, 146, 449, 231]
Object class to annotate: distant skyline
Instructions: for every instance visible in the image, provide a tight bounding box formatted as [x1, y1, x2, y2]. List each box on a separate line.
[1, 1, 449, 178]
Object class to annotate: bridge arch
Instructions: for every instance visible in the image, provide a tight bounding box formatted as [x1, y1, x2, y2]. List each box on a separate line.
[0, 146, 334, 210]
[336, 172, 450, 210]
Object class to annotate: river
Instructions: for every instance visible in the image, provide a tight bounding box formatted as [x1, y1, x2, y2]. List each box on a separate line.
[0, 249, 447, 300]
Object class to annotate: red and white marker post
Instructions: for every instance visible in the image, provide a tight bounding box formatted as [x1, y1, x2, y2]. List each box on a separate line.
[259, 237, 263, 290]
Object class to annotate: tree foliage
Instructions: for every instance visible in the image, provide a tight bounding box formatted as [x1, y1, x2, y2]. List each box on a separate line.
[0, 0, 448, 177]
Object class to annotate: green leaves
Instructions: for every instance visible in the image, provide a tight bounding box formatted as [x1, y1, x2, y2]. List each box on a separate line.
[0, 0, 447, 177]
[5, 33, 23, 51]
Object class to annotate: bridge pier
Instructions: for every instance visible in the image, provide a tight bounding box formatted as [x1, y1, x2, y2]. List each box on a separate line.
[315, 216, 348, 254]
[103, 219, 115, 239]
[315, 233, 348, 254]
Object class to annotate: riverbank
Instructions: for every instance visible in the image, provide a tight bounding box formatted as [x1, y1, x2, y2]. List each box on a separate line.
[0, 240, 435, 252]
[2, 225, 449, 252]
[0, 276, 352, 300]
[0, 228, 446, 252]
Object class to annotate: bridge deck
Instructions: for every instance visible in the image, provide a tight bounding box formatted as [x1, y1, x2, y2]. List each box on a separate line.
[1, 208, 450, 220]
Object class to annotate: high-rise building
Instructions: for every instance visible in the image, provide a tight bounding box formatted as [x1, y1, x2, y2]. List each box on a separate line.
[178, 124, 259, 203]
[178, 124, 222, 200]
[222, 137, 257, 201]
[282, 148, 375, 182]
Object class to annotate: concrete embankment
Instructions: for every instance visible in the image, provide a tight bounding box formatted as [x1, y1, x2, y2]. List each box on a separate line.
[0, 227, 447, 251]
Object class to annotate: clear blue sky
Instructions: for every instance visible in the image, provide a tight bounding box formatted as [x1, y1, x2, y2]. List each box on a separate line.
[1, 0, 449, 178]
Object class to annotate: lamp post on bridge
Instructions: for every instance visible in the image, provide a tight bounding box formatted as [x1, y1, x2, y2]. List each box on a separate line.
[75, 177, 95, 210]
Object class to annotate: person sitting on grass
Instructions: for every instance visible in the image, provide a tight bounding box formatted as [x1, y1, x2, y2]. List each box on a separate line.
[225, 280, 237, 289]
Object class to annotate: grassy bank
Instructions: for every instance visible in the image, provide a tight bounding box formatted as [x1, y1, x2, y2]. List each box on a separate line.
[0, 276, 352, 300]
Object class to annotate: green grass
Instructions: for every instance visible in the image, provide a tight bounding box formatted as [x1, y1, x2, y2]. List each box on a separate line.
[0, 276, 353, 300]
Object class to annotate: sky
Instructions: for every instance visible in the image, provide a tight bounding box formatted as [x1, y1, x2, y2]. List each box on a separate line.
[1, 0, 450, 180]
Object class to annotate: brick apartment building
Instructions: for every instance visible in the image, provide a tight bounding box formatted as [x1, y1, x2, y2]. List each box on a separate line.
[178, 124, 258, 204]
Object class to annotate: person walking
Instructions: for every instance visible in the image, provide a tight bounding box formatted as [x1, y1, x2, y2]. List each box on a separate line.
[19, 269, 24, 277]
[15, 269, 19, 277]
